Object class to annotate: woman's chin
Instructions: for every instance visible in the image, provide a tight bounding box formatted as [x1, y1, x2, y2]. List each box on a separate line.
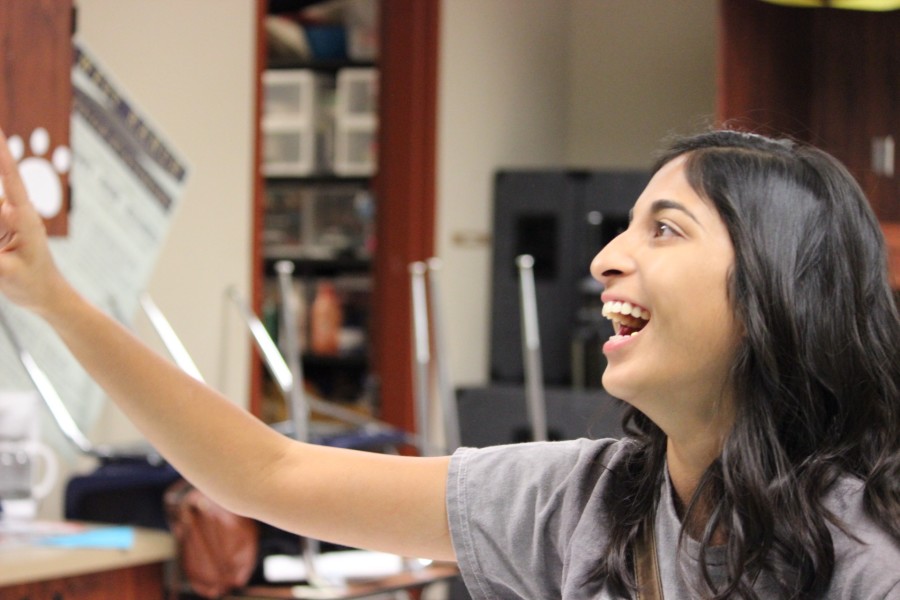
[601, 370, 633, 404]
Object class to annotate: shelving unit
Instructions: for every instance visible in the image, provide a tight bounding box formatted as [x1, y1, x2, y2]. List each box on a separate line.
[250, 0, 440, 437]
[267, 58, 375, 72]
[256, 0, 380, 426]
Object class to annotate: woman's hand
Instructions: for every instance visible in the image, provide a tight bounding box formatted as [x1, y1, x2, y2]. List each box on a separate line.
[0, 128, 70, 315]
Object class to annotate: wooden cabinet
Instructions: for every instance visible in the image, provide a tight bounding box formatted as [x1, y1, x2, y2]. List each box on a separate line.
[0, 563, 166, 600]
[0, 524, 174, 600]
[718, 0, 900, 284]
[807, 8, 899, 222]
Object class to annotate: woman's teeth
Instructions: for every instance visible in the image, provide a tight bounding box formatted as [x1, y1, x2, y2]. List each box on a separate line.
[601, 300, 650, 339]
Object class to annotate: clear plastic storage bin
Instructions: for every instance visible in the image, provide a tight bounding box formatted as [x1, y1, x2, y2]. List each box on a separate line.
[334, 68, 377, 176]
[334, 122, 377, 176]
[262, 69, 333, 175]
[335, 68, 378, 119]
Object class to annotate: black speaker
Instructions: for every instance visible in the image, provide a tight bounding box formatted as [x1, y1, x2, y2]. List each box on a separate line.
[456, 384, 625, 448]
[489, 170, 649, 386]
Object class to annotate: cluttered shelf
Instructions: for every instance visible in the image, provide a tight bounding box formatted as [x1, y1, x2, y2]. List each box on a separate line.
[265, 174, 370, 184]
[265, 0, 377, 67]
[256, 0, 379, 422]
[262, 180, 375, 271]
[263, 256, 371, 277]
[302, 351, 367, 369]
[267, 57, 375, 72]
[267, 0, 336, 15]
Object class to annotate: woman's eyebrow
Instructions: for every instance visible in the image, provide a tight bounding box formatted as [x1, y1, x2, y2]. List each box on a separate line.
[650, 199, 703, 227]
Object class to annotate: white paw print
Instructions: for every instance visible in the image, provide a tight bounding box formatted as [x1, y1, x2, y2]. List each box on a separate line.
[6, 128, 72, 219]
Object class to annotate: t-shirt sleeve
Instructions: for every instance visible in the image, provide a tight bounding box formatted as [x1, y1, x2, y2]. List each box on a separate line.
[446, 439, 619, 600]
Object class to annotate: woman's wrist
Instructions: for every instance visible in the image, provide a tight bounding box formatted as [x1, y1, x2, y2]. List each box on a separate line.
[33, 272, 84, 325]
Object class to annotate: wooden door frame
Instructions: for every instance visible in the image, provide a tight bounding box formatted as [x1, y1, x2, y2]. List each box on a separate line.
[373, 0, 440, 434]
[250, 0, 268, 417]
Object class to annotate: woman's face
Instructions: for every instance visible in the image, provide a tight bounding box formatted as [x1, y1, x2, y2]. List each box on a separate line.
[590, 156, 741, 435]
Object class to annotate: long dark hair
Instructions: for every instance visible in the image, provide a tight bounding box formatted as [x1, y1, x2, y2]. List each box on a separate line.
[597, 130, 900, 598]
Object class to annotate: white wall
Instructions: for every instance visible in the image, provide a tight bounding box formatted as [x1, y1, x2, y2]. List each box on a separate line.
[437, 0, 570, 386]
[437, 0, 717, 386]
[566, 0, 717, 168]
[41, 0, 257, 519]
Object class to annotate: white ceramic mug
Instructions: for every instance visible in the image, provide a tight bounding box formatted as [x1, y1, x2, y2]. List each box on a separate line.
[0, 439, 58, 502]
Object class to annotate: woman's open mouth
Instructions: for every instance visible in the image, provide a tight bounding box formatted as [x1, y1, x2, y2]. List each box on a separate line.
[601, 300, 650, 340]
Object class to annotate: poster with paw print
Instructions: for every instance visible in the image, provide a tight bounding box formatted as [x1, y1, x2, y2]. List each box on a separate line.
[0, 0, 73, 236]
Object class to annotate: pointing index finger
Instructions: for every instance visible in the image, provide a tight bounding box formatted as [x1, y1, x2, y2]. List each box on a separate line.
[0, 127, 29, 207]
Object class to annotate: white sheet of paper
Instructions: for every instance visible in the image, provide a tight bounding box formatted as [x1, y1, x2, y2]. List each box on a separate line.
[264, 550, 407, 585]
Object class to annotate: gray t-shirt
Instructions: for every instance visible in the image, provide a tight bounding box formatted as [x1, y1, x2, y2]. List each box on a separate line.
[446, 438, 900, 599]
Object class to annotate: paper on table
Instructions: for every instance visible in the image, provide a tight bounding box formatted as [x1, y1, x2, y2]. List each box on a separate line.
[263, 550, 405, 585]
[38, 525, 134, 550]
[0, 519, 87, 551]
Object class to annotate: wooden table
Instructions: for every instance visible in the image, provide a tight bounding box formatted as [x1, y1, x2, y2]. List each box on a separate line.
[227, 563, 460, 600]
[0, 521, 175, 599]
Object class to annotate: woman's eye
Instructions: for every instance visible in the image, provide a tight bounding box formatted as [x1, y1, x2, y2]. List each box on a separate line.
[653, 221, 678, 238]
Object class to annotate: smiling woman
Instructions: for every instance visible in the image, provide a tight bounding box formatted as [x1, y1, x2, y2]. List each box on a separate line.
[591, 155, 740, 448]
[0, 128, 897, 599]
[591, 130, 900, 598]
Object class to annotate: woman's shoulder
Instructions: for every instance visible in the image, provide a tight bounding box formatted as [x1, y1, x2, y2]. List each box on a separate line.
[824, 476, 900, 598]
[449, 436, 634, 514]
[446, 437, 631, 599]
[452, 436, 631, 477]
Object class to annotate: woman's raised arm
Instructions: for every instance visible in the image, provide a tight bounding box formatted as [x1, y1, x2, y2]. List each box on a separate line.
[0, 128, 454, 561]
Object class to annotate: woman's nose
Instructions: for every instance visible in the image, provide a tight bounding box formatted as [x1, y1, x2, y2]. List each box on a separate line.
[590, 230, 633, 285]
